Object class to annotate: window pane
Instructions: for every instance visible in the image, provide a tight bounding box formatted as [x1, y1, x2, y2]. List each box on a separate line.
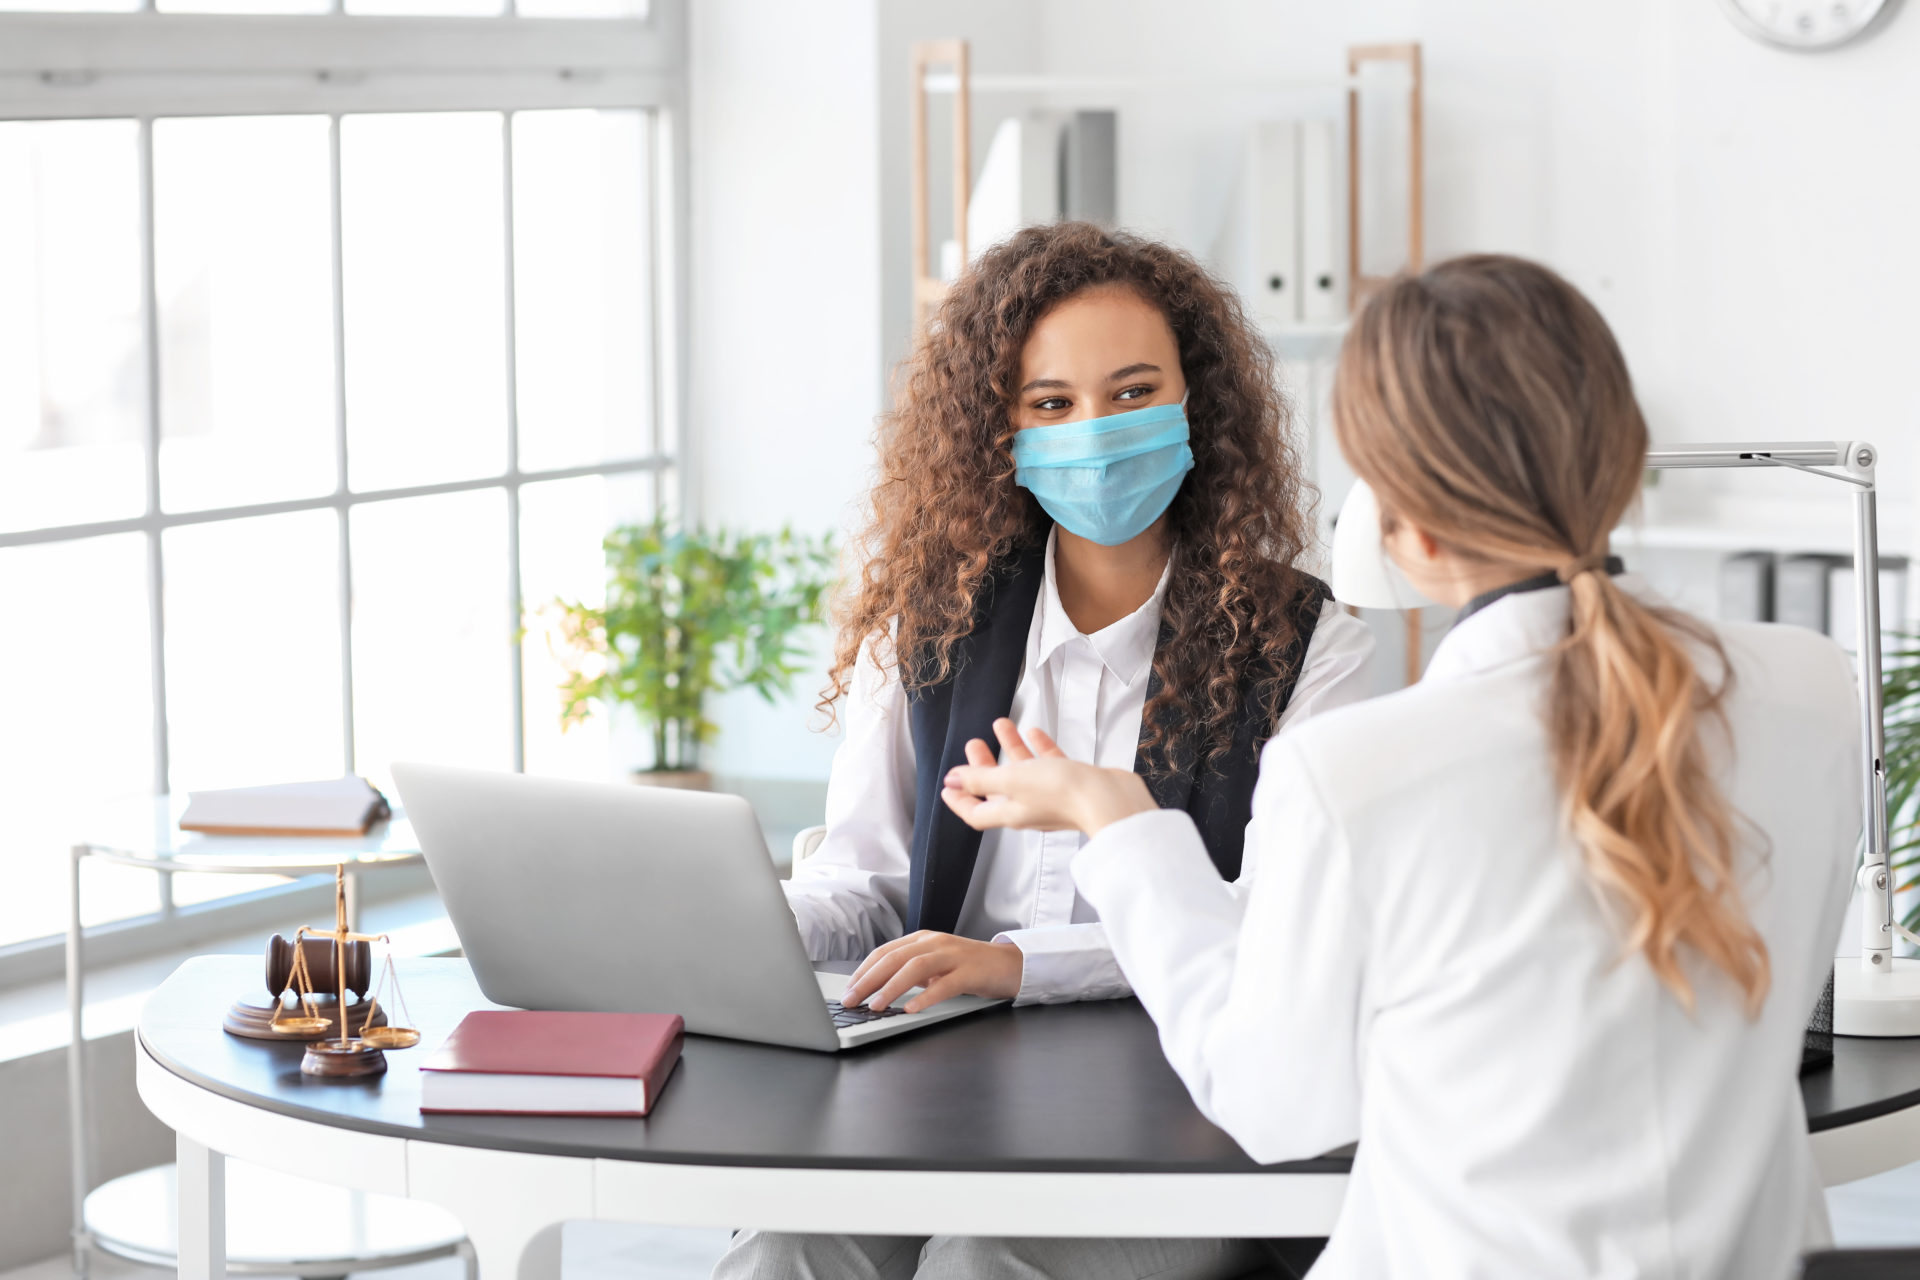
[159, 0, 326, 13]
[351, 490, 513, 793]
[0, 121, 146, 533]
[156, 117, 337, 511]
[347, 0, 500, 14]
[0, 0, 137, 13]
[513, 110, 654, 473]
[519, 473, 655, 780]
[164, 509, 344, 794]
[0, 536, 155, 944]
[516, 0, 647, 14]
[342, 114, 507, 491]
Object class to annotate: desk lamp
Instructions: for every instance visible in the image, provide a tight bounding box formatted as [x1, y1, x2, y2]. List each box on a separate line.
[1328, 442, 1920, 1037]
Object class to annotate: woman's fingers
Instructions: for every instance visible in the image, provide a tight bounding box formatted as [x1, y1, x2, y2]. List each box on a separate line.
[992, 717, 1034, 762]
[963, 736, 996, 768]
[941, 785, 987, 824]
[1025, 726, 1067, 759]
[943, 763, 1009, 798]
[868, 952, 939, 1011]
[903, 974, 964, 1015]
[844, 932, 928, 1003]
[943, 788, 1023, 831]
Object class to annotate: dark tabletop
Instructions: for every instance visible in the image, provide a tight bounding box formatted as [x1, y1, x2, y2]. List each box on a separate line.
[142, 956, 1338, 1174]
[141, 957, 1920, 1175]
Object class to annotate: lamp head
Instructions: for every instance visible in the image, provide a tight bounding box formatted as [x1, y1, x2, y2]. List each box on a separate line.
[1328, 478, 1440, 611]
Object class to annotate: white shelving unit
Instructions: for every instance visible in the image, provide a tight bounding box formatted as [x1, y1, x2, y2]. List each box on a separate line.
[1619, 495, 1914, 558]
[1612, 487, 1920, 647]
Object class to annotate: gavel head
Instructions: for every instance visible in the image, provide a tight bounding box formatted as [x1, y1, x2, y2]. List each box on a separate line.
[264, 934, 372, 1000]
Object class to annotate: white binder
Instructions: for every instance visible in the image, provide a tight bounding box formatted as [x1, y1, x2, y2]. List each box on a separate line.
[1776, 554, 1845, 635]
[1827, 557, 1909, 653]
[1299, 119, 1344, 323]
[1212, 121, 1301, 330]
[1717, 551, 1775, 623]
[967, 112, 1068, 259]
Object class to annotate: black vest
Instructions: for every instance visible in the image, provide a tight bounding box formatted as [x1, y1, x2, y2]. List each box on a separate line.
[904, 543, 1330, 935]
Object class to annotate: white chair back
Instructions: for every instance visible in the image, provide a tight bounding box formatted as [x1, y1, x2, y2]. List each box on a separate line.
[790, 824, 827, 871]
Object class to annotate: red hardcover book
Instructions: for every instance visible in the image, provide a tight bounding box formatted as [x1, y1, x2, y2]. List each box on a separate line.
[419, 1011, 684, 1116]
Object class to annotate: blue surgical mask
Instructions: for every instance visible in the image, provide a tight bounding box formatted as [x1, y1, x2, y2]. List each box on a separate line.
[1011, 401, 1195, 546]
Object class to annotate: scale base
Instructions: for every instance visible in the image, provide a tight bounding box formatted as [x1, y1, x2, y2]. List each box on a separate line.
[225, 994, 385, 1042]
[301, 1039, 388, 1078]
[1835, 957, 1920, 1037]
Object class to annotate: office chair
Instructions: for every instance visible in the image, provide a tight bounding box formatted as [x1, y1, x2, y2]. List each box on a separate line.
[1800, 1248, 1920, 1278]
[790, 824, 827, 870]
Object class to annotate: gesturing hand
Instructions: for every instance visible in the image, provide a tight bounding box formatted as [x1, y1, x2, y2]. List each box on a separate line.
[940, 718, 1156, 837]
[841, 931, 1023, 1013]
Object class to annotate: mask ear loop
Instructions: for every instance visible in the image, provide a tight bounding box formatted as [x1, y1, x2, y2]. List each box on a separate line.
[1377, 509, 1436, 659]
[1376, 505, 1413, 613]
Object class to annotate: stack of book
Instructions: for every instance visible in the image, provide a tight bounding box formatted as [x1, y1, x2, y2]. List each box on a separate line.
[419, 1011, 685, 1117]
[179, 777, 391, 836]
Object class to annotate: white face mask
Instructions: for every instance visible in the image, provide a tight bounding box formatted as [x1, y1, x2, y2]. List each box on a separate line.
[1327, 478, 1440, 610]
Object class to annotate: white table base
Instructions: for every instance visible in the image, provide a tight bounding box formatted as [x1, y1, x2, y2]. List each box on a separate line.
[85, 1159, 469, 1277]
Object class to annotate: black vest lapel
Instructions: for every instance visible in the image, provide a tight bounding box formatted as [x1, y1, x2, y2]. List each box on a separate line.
[1132, 577, 1331, 881]
[904, 543, 1048, 934]
[907, 552, 1331, 929]
[1135, 627, 1197, 814]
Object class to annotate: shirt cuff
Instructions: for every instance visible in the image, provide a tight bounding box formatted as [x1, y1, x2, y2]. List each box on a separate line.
[992, 923, 1133, 1005]
[1072, 808, 1216, 906]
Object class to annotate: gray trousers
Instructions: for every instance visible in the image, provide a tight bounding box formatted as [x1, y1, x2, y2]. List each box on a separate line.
[711, 1231, 1266, 1280]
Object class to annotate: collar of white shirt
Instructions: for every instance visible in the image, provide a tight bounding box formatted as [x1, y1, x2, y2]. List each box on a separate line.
[1032, 527, 1175, 688]
[1422, 571, 1659, 687]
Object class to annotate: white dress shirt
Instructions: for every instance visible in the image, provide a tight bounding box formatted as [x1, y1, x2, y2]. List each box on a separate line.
[1075, 580, 1861, 1279]
[783, 529, 1376, 1003]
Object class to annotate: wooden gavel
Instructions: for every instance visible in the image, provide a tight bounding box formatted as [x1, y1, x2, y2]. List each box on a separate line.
[264, 933, 372, 1000]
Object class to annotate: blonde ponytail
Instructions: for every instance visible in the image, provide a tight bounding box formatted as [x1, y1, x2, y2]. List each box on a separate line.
[1333, 255, 1771, 1016]
[1553, 567, 1768, 1013]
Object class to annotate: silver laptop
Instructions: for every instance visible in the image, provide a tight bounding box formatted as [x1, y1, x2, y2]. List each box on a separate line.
[391, 763, 1006, 1052]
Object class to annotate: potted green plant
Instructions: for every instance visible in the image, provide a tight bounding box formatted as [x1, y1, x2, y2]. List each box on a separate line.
[546, 516, 837, 789]
[1884, 636, 1920, 942]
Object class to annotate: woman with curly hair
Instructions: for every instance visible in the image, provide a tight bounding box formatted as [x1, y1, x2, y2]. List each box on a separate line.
[713, 222, 1374, 1280]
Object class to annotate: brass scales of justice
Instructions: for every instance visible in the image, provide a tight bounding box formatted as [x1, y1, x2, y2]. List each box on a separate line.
[222, 864, 421, 1077]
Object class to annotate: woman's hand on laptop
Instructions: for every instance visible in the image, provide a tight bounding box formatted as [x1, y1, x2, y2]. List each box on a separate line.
[842, 933, 1023, 1013]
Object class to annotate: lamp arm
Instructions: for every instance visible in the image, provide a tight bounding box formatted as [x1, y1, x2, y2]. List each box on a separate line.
[1643, 441, 1892, 972]
[1846, 465, 1892, 973]
[1748, 453, 1874, 489]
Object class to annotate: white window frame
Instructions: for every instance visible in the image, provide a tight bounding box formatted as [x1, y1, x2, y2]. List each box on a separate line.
[0, 3, 689, 987]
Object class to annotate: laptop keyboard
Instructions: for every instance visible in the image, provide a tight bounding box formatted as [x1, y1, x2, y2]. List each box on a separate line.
[826, 998, 912, 1028]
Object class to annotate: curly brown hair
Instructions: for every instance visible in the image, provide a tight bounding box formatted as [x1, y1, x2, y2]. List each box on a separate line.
[821, 221, 1319, 767]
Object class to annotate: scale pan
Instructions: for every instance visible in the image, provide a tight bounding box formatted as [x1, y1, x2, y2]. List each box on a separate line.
[272, 1016, 333, 1034]
[359, 1026, 420, 1049]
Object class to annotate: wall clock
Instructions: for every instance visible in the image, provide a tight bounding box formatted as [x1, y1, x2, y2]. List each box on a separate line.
[1717, 0, 1899, 49]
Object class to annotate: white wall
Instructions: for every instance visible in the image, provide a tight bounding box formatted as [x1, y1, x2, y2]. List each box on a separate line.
[1650, 0, 1920, 519]
[685, 0, 882, 784]
[685, 0, 1040, 790]
[1029, 0, 1920, 526]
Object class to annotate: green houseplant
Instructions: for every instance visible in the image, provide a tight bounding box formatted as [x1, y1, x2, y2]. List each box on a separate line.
[1883, 635, 1920, 943]
[548, 517, 837, 787]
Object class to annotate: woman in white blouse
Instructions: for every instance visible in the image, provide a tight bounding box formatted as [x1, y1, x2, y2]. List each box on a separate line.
[792, 222, 1373, 1017]
[942, 254, 1862, 1279]
[715, 225, 1373, 1278]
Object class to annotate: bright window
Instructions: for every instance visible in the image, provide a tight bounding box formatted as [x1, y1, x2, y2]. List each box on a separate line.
[0, 9, 683, 957]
